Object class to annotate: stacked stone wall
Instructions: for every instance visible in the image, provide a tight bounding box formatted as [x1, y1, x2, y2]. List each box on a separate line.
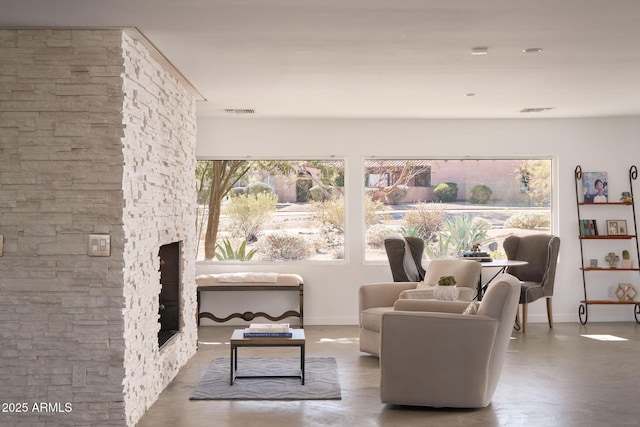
[0, 29, 197, 426]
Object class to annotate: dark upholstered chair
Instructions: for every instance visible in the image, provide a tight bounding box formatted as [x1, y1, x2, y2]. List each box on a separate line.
[503, 234, 561, 333]
[383, 237, 426, 282]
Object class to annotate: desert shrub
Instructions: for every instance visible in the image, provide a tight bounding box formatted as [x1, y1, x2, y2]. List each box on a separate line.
[366, 223, 399, 248]
[403, 203, 446, 240]
[231, 186, 245, 196]
[470, 184, 493, 204]
[309, 184, 335, 202]
[296, 176, 312, 202]
[433, 182, 459, 202]
[259, 232, 311, 260]
[365, 195, 389, 227]
[504, 212, 551, 229]
[225, 192, 278, 241]
[313, 196, 345, 233]
[472, 216, 492, 231]
[490, 247, 507, 260]
[385, 185, 408, 205]
[245, 182, 272, 195]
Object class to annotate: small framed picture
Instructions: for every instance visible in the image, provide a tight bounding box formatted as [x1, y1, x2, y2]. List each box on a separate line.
[606, 220, 628, 236]
[582, 171, 608, 203]
[590, 259, 598, 268]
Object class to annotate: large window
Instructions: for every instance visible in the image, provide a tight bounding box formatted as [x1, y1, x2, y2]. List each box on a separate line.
[196, 159, 345, 262]
[364, 158, 553, 261]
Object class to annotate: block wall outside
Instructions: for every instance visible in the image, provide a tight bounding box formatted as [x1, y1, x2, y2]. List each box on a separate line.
[0, 29, 128, 425]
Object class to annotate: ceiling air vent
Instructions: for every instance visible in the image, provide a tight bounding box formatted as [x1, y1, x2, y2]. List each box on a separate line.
[520, 107, 555, 113]
[224, 108, 255, 114]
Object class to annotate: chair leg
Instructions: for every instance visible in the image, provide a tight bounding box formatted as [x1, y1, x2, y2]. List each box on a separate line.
[515, 306, 521, 331]
[546, 297, 553, 329]
[521, 303, 527, 334]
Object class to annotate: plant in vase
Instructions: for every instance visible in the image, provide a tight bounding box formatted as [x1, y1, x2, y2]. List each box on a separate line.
[621, 250, 633, 268]
[434, 275, 459, 301]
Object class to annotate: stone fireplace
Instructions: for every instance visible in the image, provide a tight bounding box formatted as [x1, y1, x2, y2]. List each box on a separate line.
[158, 242, 182, 348]
[0, 29, 199, 426]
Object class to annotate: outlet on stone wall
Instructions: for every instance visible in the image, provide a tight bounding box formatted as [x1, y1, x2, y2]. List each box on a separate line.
[72, 366, 86, 387]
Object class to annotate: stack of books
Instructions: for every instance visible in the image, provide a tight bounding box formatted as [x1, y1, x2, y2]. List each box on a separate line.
[243, 323, 293, 338]
[461, 251, 492, 262]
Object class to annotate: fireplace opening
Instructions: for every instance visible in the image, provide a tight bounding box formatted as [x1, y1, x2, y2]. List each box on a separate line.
[158, 241, 181, 348]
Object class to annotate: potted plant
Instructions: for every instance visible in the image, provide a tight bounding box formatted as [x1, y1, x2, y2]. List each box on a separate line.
[434, 275, 459, 301]
[621, 250, 633, 268]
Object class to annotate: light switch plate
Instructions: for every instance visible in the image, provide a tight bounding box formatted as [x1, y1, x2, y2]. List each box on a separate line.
[88, 234, 110, 257]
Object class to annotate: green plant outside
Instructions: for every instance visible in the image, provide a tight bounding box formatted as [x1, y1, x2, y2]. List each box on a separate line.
[470, 184, 493, 204]
[426, 214, 490, 258]
[225, 192, 278, 241]
[433, 182, 458, 202]
[214, 238, 257, 261]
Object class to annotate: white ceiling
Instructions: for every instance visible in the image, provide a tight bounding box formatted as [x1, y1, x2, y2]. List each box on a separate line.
[2, 0, 640, 119]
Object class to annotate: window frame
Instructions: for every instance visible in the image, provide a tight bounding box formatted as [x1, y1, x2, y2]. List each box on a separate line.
[361, 155, 556, 264]
[195, 156, 348, 265]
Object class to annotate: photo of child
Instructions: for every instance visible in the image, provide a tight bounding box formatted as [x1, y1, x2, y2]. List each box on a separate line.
[583, 172, 608, 203]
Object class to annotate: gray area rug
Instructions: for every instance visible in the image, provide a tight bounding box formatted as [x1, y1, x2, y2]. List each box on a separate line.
[190, 357, 341, 400]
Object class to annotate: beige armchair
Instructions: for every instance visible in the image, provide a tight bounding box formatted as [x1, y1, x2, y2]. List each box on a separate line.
[359, 258, 481, 356]
[379, 274, 520, 408]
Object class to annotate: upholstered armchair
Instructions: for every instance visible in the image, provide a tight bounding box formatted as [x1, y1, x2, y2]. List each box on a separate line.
[359, 258, 481, 356]
[503, 234, 561, 333]
[384, 237, 426, 282]
[379, 274, 520, 408]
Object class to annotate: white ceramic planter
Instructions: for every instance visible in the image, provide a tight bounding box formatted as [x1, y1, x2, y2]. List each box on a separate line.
[433, 285, 459, 301]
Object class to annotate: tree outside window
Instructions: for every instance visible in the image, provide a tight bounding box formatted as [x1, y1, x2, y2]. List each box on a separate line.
[196, 159, 345, 262]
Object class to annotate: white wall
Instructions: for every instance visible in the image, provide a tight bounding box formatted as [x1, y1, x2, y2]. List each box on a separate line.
[195, 117, 640, 325]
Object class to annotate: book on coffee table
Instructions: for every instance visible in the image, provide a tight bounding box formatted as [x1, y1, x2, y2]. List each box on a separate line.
[243, 323, 293, 337]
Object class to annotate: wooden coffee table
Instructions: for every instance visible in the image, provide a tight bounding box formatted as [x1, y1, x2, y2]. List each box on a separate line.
[229, 328, 306, 385]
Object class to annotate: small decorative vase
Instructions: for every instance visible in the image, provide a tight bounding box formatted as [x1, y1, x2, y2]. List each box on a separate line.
[433, 285, 459, 301]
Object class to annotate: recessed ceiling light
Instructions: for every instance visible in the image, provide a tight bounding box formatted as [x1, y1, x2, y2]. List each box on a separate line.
[471, 47, 489, 55]
[523, 48, 543, 54]
[465, 93, 477, 97]
[520, 107, 555, 113]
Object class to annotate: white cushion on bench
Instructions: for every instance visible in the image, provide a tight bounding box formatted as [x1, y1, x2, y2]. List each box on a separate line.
[196, 273, 303, 286]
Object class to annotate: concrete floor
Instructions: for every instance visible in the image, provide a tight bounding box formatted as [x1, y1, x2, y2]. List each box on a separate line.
[137, 322, 640, 427]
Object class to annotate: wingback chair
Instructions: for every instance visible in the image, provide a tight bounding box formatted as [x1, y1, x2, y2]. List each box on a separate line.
[383, 237, 426, 282]
[359, 258, 481, 356]
[379, 274, 521, 408]
[503, 234, 561, 333]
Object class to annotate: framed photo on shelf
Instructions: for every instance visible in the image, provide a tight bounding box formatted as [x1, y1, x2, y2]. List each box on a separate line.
[579, 219, 599, 235]
[582, 171, 608, 203]
[606, 220, 628, 236]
